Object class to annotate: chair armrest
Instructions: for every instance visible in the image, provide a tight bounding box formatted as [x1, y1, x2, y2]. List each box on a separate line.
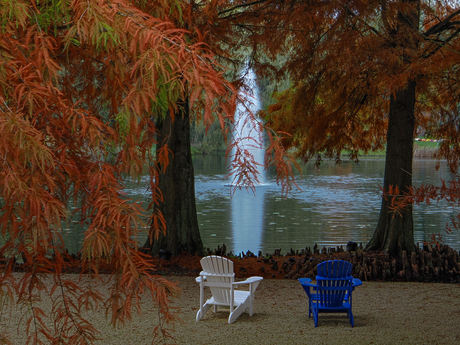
[232, 276, 263, 286]
[298, 278, 315, 288]
[352, 278, 362, 287]
[196, 276, 205, 283]
[196, 272, 209, 283]
[298, 278, 312, 284]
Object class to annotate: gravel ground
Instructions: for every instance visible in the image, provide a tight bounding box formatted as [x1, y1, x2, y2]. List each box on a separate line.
[2, 276, 460, 344]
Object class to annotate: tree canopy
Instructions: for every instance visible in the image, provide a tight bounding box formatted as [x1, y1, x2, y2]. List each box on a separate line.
[257, 0, 459, 163]
[0, 0, 240, 342]
[0, 0, 300, 342]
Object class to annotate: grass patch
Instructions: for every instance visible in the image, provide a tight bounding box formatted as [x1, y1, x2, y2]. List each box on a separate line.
[341, 149, 386, 158]
[414, 140, 440, 149]
[341, 140, 440, 159]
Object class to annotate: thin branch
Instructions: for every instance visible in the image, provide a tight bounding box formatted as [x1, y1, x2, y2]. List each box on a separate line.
[422, 28, 460, 58]
[55, 273, 90, 344]
[425, 9, 460, 36]
[218, 0, 270, 17]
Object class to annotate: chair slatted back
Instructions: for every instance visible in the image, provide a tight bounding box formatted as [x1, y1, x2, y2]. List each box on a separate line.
[316, 260, 353, 308]
[317, 260, 352, 278]
[200, 256, 235, 304]
[316, 277, 352, 308]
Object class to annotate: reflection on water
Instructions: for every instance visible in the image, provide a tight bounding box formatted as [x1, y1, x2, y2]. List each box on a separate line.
[63, 156, 460, 255]
[230, 189, 265, 254]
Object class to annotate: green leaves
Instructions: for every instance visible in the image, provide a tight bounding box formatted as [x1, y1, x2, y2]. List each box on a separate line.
[0, 0, 28, 32]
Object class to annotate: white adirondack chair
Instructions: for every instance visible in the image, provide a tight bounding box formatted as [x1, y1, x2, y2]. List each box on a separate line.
[196, 255, 263, 324]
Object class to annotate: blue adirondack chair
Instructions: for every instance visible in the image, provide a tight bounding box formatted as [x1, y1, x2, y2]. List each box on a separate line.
[298, 260, 362, 327]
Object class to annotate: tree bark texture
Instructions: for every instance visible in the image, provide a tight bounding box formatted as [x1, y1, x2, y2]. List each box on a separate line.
[145, 99, 204, 256]
[366, 80, 417, 255]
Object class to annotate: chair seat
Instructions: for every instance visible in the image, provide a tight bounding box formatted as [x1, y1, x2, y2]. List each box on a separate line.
[205, 290, 251, 307]
[315, 302, 351, 312]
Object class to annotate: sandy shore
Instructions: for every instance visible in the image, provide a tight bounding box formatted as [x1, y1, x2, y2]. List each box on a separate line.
[2, 276, 460, 344]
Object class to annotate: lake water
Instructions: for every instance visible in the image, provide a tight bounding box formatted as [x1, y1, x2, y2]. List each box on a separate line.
[64, 156, 460, 255]
[191, 156, 460, 255]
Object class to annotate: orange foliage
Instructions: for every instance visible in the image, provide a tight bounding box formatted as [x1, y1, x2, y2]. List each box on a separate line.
[382, 178, 460, 248]
[0, 0, 299, 342]
[0, 0, 250, 343]
[221, 1, 460, 168]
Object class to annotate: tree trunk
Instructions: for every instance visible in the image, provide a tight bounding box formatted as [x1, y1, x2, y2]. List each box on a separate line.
[365, 80, 417, 255]
[365, 0, 420, 256]
[144, 99, 204, 256]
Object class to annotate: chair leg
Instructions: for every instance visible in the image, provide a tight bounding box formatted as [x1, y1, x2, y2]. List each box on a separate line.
[228, 305, 244, 324]
[228, 300, 251, 324]
[312, 308, 318, 327]
[196, 303, 212, 322]
[248, 295, 254, 316]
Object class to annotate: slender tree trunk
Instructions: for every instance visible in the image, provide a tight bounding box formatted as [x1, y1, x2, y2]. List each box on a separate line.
[365, 81, 417, 255]
[144, 98, 204, 256]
